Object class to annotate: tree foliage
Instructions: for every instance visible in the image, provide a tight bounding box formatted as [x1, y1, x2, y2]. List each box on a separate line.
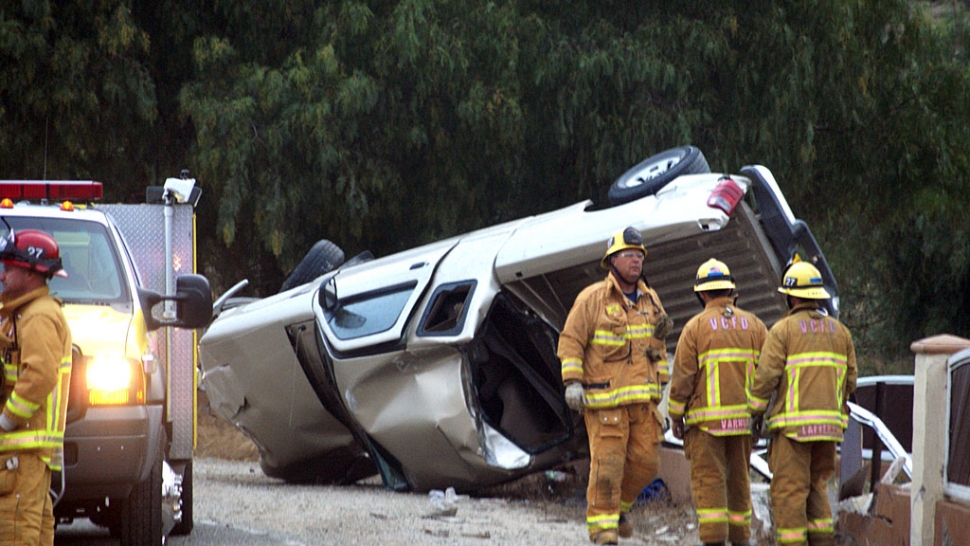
[0, 0, 157, 195]
[1, 0, 969, 368]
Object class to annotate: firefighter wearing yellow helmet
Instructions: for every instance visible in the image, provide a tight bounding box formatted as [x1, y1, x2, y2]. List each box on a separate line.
[777, 260, 832, 300]
[748, 260, 856, 546]
[0, 229, 73, 546]
[669, 258, 767, 546]
[558, 226, 673, 544]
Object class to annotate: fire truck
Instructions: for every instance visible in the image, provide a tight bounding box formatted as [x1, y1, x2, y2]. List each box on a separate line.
[0, 176, 212, 545]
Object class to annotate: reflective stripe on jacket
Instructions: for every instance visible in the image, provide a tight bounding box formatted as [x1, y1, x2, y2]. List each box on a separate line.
[669, 297, 767, 435]
[558, 273, 667, 408]
[747, 302, 856, 442]
[0, 286, 73, 470]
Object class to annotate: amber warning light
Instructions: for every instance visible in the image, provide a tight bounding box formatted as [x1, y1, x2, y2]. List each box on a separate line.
[0, 180, 103, 202]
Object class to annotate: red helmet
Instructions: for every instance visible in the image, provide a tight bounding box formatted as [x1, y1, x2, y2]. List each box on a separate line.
[0, 229, 67, 278]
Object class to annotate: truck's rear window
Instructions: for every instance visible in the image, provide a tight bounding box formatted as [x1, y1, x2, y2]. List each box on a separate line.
[1, 218, 129, 305]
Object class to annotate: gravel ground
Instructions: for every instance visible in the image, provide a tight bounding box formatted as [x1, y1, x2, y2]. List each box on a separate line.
[195, 391, 700, 544]
[191, 401, 771, 546]
[192, 457, 703, 546]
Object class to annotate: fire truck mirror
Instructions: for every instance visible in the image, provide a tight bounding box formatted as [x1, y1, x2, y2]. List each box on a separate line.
[137, 288, 165, 331]
[174, 274, 213, 329]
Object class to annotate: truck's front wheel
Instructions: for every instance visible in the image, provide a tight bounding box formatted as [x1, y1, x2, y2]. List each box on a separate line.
[121, 429, 164, 546]
[280, 239, 345, 292]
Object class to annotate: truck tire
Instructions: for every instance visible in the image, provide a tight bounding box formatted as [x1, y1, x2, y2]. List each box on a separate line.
[170, 459, 193, 535]
[121, 429, 164, 546]
[607, 146, 710, 206]
[280, 239, 345, 293]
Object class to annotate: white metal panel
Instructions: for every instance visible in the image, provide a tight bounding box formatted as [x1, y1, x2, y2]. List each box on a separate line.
[405, 224, 517, 347]
[493, 173, 742, 284]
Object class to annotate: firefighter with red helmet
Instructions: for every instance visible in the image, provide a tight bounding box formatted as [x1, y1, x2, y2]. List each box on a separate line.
[748, 260, 856, 546]
[0, 229, 72, 546]
[669, 258, 767, 546]
[558, 226, 673, 545]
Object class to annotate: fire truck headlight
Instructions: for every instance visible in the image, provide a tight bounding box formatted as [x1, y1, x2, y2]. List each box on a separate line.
[87, 357, 143, 405]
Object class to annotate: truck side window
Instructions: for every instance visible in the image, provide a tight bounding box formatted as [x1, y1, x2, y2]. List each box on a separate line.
[324, 282, 416, 340]
[417, 281, 476, 337]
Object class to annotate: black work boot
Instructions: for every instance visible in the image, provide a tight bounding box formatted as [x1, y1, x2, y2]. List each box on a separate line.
[617, 513, 633, 538]
[592, 530, 618, 545]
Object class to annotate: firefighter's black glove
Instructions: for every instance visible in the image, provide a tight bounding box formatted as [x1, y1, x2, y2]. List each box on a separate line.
[646, 345, 665, 364]
[672, 417, 686, 440]
[564, 381, 585, 412]
[654, 314, 673, 341]
[749, 414, 764, 442]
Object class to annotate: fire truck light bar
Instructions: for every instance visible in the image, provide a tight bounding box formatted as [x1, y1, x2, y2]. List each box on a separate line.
[0, 180, 103, 201]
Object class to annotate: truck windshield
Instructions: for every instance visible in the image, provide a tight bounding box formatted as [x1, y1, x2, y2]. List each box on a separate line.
[0, 217, 129, 305]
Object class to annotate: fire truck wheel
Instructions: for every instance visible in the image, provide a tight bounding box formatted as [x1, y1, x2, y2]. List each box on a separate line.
[280, 239, 345, 293]
[170, 459, 193, 535]
[121, 428, 164, 546]
[607, 146, 710, 206]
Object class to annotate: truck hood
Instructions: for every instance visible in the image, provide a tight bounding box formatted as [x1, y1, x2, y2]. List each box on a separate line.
[63, 304, 142, 358]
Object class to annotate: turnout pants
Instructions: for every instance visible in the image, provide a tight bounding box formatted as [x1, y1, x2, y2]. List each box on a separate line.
[0, 453, 54, 546]
[583, 402, 662, 540]
[684, 428, 752, 544]
[767, 435, 836, 546]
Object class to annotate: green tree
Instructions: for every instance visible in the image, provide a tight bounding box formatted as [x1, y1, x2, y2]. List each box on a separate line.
[0, 0, 157, 196]
[3, 0, 969, 368]
[180, 0, 540, 292]
[179, 0, 742, 292]
[177, 1, 970, 369]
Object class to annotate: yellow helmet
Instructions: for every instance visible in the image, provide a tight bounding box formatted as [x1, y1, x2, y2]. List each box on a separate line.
[778, 261, 831, 299]
[600, 227, 647, 269]
[693, 258, 736, 292]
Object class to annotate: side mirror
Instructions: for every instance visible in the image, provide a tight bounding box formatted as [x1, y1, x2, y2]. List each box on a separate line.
[320, 277, 339, 312]
[137, 274, 214, 331]
[174, 274, 213, 328]
[138, 288, 164, 331]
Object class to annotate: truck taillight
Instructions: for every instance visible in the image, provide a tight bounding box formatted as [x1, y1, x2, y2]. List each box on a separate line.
[0, 180, 103, 201]
[707, 176, 745, 215]
[85, 357, 145, 406]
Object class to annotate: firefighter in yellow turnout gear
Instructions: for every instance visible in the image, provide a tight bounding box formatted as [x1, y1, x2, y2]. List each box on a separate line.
[669, 259, 767, 546]
[747, 261, 856, 546]
[559, 227, 672, 545]
[0, 230, 73, 546]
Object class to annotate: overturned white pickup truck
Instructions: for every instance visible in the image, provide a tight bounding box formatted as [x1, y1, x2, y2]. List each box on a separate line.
[198, 146, 838, 492]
